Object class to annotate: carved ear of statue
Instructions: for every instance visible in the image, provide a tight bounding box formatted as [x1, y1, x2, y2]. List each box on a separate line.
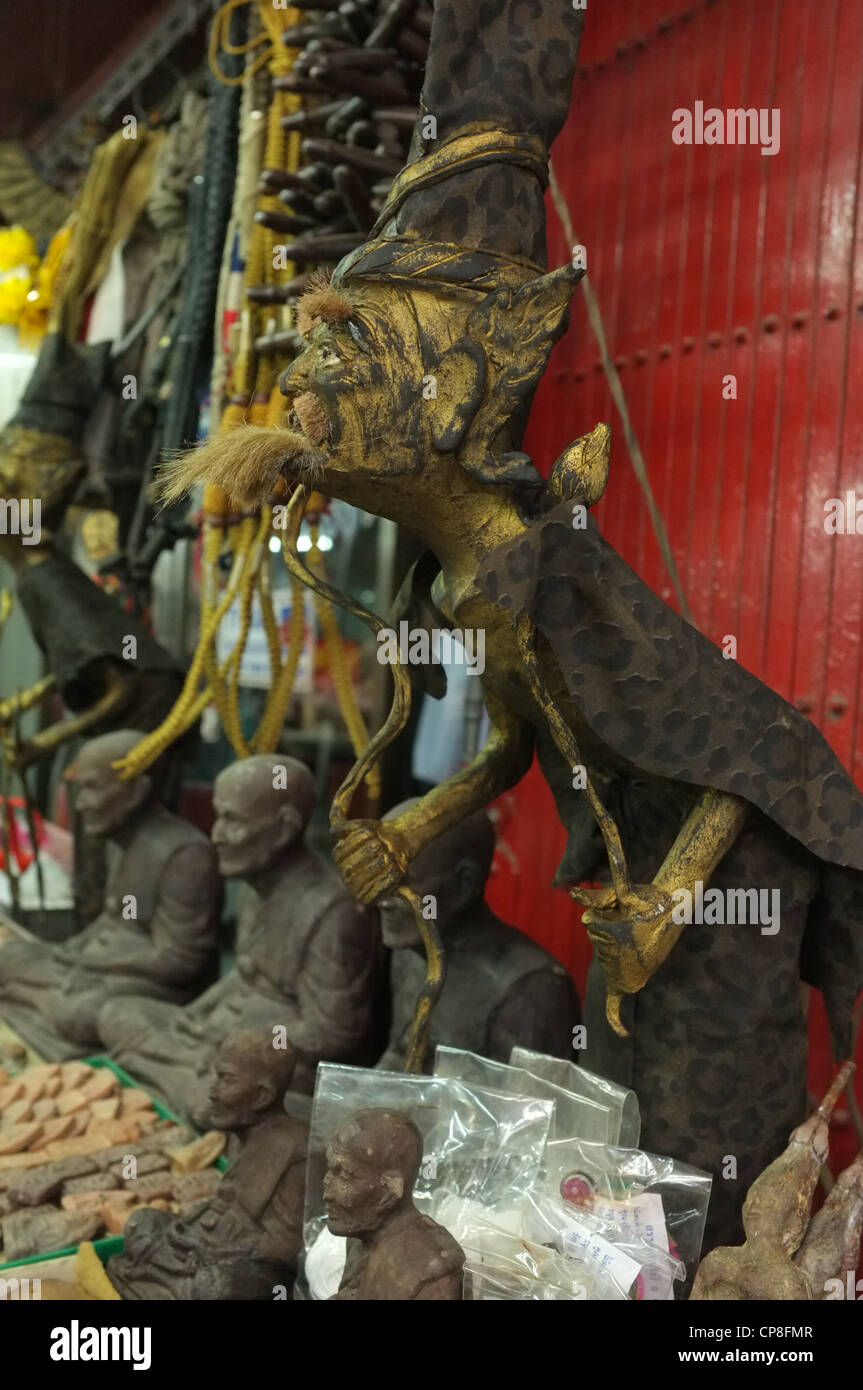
[276, 803, 305, 847]
[380, 1171, 405, 1205]
[452, 855, 484, 912]
[425, 337, 487, 453]
[466, 262, 584, 411]
[125, 770, 153, 815]
[254, 1078, 278, 1112]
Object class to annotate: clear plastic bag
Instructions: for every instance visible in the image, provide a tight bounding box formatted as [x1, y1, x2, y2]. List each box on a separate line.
[510, 1045, 641, 1146]
[434, 1045, 617, 1143]
[463, 1230, 597, 1300]
[461, 1191, 684, 1300]
[543, 1136, 712, 1296]
[300, 1063, 555, 1299]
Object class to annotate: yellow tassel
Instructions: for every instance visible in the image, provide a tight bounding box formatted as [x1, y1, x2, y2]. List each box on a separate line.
[255, 571, 305, 753]
[308, 523, 379, 802]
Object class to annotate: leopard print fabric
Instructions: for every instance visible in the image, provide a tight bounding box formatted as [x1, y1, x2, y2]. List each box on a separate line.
[382, 0, 585, 266]
[476, 499, 863, 1250]
[477, 500, 863, 871]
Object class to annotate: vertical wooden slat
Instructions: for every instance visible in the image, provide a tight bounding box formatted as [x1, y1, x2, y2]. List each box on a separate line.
[792, 0, 858, 729]
[810, 0, 863, 770]
[762, 0, 831, 698]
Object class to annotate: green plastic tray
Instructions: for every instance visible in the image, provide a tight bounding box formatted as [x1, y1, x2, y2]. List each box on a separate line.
[0, 1054, 223, 1273]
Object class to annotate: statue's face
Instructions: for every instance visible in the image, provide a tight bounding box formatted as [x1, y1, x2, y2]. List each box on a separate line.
[378, 892, 423, 950]
[72, 757, 139, 836]
[206, 1047, 258, 1129]
[211, 773, 299, 878]
[323, 1138, 397, 1237]
[379, 841, 474, 948]
[279, 286, 469, 505]
[280, 309, 418, 492]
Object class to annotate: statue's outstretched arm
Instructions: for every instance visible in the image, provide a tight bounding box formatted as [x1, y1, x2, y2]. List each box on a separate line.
[334, 690, 533, 905]
[577, 787, 750, 1034]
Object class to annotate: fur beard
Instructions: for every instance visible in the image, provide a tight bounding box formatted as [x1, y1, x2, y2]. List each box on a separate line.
[293, 390, 329, 446]
[156, 426, 326, 507]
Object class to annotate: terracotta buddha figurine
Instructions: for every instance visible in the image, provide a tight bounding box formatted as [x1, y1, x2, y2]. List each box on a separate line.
[325, 1107, 464, 1301]
[99, 755, 381, 1120]
[108, 1031, 309, 1300]
[0, 728, 219, 1058]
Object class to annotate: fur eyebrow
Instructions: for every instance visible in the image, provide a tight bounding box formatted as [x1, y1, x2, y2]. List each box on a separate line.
[296, 269, 355, 337]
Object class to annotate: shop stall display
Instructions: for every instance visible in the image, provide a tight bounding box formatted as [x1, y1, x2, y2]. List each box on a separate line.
[164, 0, 863, 1254]
[0, 0, 860, 1313]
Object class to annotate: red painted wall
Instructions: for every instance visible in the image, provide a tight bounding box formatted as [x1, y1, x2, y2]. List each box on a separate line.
[485, 0, 863, 1146]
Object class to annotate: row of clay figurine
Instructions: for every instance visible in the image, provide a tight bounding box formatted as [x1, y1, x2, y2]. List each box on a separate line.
[0, 731, 578, 1129]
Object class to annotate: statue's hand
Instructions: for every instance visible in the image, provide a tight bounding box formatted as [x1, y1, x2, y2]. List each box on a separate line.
[571, 882, 684, 1036]
[333, 820, 409, 904]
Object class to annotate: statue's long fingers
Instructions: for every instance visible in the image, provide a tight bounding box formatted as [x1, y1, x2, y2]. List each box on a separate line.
[335, 854, 391, 901]
[334, 840, 377, 875]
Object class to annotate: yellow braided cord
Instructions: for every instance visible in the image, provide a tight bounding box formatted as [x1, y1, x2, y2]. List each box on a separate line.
[114, 522, 256, 780]
[194, 508, 237, 741]
[265, 381, 287, 427]
[257, 505, 282, 684]
[228, 509, 272, 752]
[202, 514, 256, 753]
[248, 388, 271, 426]
[112, 511, 225, 779]
[308, 524, 379, 801]
[118, 4, 308, 780]
[208, 1, 270, 87]
[254, 570, 305, 753]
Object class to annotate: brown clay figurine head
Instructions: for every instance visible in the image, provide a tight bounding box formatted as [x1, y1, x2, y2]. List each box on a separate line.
[68, 729, 156, 837]
[324, 1107, 464, 1300]
[205, 1028, 298, 1131]
[324, 1107, 423, 1237]
[210, 753, 316, 879]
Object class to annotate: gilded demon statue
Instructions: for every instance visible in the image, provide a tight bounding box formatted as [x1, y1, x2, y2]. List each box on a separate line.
[161, 0, 863, 1247]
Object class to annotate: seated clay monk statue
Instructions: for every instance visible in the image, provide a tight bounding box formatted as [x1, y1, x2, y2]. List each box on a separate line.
[0, 729, 220, 1058]
[324, 1108, 464, 1300]
[99, 755, 380, 1120]
[376, 803, 579, 1070]
[107, 1030, 308, 1300]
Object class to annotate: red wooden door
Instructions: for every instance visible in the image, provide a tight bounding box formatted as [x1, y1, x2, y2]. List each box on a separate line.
[485, 0, 863, 1147]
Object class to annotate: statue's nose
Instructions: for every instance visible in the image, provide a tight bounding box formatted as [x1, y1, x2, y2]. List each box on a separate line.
[279, 354, 309, 398]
